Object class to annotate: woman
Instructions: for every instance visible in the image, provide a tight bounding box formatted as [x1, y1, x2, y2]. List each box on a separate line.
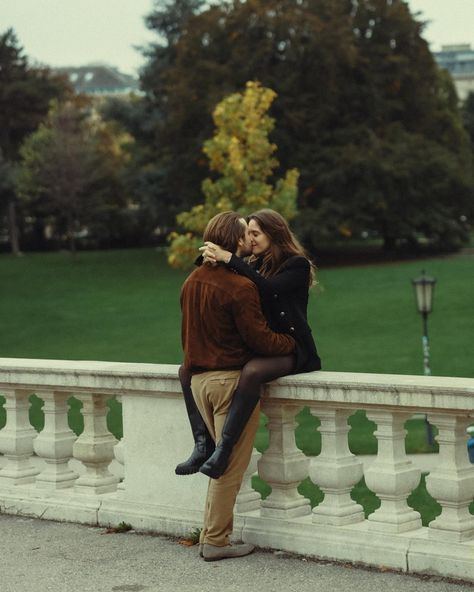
[175, 209, 321, 479]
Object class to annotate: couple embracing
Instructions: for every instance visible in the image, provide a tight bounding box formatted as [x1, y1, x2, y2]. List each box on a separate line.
[177, 209, 321, 561]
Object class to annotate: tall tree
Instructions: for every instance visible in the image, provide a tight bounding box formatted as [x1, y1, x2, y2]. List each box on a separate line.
[140, 0, 473, 251]
[462, 92, 474, 151]
[134, 0, 208, 226]
[17, 100, 130, 253]
[168, 81, 299, 268]
[0, 29, 66, 254]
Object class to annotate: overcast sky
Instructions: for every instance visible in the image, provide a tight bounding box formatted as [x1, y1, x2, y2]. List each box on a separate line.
[2, 0, 474, 75]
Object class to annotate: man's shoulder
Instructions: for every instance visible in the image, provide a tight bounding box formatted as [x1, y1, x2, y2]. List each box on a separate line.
[184, 264, 256, 293]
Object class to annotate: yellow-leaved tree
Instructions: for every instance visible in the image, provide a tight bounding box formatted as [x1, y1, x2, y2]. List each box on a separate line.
[167, 81, 299, 269]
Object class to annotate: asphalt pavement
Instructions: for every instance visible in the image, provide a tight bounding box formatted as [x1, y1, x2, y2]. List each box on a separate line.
[1, 514, 472, 592]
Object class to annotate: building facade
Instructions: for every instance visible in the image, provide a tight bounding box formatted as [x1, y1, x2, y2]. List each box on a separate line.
[434, 44, 474, 101]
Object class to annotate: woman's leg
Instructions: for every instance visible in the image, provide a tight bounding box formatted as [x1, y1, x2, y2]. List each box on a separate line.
[175, 365, 216, 475]
[199, 354, 295, 479]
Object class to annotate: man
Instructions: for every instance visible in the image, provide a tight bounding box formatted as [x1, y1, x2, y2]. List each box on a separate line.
[180, 211, 295, 561]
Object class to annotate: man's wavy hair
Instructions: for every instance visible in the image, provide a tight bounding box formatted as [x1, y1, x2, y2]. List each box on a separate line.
[203, 211, 246, 254]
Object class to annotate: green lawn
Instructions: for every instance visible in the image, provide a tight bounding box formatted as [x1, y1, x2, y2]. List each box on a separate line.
[0, 247, 472, 375]
[0, 247, 473, 523]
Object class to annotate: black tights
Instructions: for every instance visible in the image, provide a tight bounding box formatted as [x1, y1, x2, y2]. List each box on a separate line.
[179, 354, 295, 411]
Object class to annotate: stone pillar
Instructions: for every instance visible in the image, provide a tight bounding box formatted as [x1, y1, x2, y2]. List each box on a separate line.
[73, 393, 119, 494]
[0, 389, 39, 486]
[34, 391, 78, 489]
[235, 449, 261, 513]
[425, 413, 474, 541]
[258, 401, 311, 518]
[309, 407, 364, 525]
[364, 410, 422, 532]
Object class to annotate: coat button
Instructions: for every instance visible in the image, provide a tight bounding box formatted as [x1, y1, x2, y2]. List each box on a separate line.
[280, 311, 285, 317]
[290, 326, 295, 332]
[273, 294, 278, 299]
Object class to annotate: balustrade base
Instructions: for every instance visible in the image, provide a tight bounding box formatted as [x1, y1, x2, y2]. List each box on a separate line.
[428, 521, 474, 543]
[368, 509, 422, 533]
[36, 473, 79, 490]
[312, 503, 364, 526]
[260, 500, 311, 519]
[0, 487, 102, 524]
[407, 537, 474, 580]
[0, 463, 39, 486]
[98, 495, 204, 538]
[234, 490, 261, 514]
[74, 477, 119, 496]
[0, 475, 473, 582]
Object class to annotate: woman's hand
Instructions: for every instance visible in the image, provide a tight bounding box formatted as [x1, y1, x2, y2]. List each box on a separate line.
[199, 241, 232, 264]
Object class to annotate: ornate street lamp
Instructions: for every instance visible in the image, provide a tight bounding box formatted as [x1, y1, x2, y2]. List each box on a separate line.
[411, 270, 436, 376]
[411, 270, 436, 447]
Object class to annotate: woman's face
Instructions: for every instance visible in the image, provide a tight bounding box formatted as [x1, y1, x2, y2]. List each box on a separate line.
[249, 219, 271, 256]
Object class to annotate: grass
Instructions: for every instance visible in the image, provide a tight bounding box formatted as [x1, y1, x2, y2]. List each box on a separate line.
[0, 247, 473, 375]
[0, 247, 473, 522]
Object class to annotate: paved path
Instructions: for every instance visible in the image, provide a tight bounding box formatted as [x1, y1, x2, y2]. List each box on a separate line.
[2, 514, 471, 592]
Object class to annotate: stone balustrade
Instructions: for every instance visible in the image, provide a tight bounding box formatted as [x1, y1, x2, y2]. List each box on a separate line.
[0, 358, 473, 581]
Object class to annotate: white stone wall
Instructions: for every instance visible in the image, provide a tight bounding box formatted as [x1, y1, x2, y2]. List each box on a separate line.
[0, 358, 473, 582]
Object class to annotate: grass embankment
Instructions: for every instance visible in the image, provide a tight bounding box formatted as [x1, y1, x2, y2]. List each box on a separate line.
[0, 248, 473, 523]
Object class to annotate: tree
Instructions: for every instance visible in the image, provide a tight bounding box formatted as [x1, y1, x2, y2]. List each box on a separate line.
[0, 29, 66, 254]
[168, 81, 299, 268]
[0, 150, 20, 253]
[125, 0, 209, 227]
[17, 100, 130, 253]
[462, 92, 474, 151]
[141, 0, 473, 252]
[99, 94, 176, 240]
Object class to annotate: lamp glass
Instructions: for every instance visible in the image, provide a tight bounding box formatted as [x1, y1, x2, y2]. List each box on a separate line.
[412, 273, 436, 314]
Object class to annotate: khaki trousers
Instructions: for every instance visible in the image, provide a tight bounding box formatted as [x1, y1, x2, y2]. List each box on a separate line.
[191, 370, 260, 547]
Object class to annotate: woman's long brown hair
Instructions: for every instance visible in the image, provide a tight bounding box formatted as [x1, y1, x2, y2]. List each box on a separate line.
[248, 209, 315, 287]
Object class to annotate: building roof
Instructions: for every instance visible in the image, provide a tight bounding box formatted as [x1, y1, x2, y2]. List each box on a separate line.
[53, 64, 140, 96]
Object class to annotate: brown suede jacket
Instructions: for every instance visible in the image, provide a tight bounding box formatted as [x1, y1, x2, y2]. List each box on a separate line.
[181, 263, 296, 373]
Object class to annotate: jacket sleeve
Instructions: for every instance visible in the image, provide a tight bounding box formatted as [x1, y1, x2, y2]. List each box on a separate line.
[227, 255, 310, 298]
[232, 282, 296, 355]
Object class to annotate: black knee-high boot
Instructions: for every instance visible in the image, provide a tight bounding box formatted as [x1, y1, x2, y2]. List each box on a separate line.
[175, 384, 215, 475]
[199, 387, 260, 479]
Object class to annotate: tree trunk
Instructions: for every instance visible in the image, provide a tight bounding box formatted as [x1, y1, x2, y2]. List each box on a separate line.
[7, 199, 21, 256]
[67, 215, 77, 256]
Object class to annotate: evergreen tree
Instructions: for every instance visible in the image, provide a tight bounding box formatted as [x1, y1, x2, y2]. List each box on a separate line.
[462, 92, 474, 151]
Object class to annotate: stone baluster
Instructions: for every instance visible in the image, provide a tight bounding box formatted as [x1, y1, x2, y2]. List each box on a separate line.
[235, 449, 261, 513]
[73, 393, 119, 494]
[33, 391, 78, 489]
[113, 396, 125, 495]
[309, 407, 364, 525]
[0, 389, 39, 486]
[425, 413, 474, 541]
[364, 410, 422, 532]
[258, 401, 311, 518]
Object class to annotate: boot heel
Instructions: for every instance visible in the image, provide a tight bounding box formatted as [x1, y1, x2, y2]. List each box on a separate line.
[199, 445, 232, 479]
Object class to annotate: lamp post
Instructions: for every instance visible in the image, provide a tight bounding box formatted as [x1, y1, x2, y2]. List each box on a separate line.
[411, 270, 436, 376]
[411, 271, 436, 447]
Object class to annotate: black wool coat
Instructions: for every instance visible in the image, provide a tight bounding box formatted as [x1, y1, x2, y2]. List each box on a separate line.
[226, 254, 322, 374]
